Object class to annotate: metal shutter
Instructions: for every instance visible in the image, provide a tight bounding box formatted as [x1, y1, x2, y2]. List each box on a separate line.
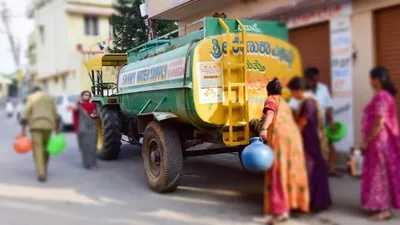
[375, 5, 400, 119]
[289, 22, 331, 90]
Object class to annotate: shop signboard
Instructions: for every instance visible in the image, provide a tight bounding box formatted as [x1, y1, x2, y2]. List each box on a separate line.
[330, 16, 353, 152]
[283, 2, 352, 29]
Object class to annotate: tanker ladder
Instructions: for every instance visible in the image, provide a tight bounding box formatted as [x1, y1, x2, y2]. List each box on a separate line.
[218, 18, 249, 147]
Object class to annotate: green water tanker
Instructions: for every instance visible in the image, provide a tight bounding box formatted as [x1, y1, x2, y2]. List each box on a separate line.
[86, 17, 302, 193]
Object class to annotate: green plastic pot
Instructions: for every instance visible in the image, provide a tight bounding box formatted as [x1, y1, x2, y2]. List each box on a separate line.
[326, 121, 347, 143]
[46, 133, 67, 156]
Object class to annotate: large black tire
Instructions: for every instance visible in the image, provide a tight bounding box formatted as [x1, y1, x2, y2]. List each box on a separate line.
[142, 121, 183, 193]
[98, 105, 122, 160]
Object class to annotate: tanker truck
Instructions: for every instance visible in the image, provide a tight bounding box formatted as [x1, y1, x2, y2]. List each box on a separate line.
[86, 17, 302, 193]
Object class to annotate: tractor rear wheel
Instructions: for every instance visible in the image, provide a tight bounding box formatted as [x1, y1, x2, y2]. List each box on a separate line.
[97, 105, 122, 160]
[142, 121, 183, 193]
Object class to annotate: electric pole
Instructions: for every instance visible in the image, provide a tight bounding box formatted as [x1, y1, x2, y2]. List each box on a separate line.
[1, 1, 22, 98]
[140, 2, 156, 41]
[1, 1, 20, 68]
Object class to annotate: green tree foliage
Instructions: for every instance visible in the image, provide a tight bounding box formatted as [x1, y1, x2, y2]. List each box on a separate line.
[109, 0, 178, 53]
[155, 20, 178, 38]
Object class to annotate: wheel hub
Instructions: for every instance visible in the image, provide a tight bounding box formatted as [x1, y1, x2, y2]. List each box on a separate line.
[148, 140, 161, 177]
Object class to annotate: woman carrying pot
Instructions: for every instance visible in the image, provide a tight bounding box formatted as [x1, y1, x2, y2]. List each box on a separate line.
[250, 78, 309, 224]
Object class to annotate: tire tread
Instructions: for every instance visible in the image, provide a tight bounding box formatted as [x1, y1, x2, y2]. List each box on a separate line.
[98, 105, 122, 160]
[143, 121, 183, 193]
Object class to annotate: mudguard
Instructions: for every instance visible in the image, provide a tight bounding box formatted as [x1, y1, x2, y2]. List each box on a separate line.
[137, 112, 178, 134]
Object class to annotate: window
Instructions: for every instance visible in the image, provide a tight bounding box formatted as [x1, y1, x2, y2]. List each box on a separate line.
[84, 15, 99, 36]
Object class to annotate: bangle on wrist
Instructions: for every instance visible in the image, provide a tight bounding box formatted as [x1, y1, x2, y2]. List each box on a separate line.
[260, 128, 267, 131]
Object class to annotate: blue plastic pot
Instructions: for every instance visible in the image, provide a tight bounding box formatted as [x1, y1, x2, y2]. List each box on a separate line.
[241, 137, 274, 171]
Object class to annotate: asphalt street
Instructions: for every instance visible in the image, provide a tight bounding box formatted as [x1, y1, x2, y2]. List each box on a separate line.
[0, 109, 398, 225]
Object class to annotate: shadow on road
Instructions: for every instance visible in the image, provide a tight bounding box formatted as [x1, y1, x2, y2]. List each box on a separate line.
[0, 132, 266, 225]
[0, 122, 399, 225]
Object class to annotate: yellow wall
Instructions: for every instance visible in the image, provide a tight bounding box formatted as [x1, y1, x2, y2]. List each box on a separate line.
[0, 81, 10, 99]
[34, 0, 69, 81]
[67, 14, 111, 53]
[32, 0, 115, 96]
[67, 13, 114, 93]
[351, 11, 374, 145]
[0, 76, 11, 99]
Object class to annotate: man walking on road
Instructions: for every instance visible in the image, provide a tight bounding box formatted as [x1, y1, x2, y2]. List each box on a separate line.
[21, 86, 60, 182]
[289, 67, 341, 177]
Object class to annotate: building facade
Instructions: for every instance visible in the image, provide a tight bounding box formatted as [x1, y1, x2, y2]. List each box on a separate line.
[27, 32, 37, 89]
[27, 0, 116, 96]
[145, 0, 400, 152]
[0, 76, 12, 99]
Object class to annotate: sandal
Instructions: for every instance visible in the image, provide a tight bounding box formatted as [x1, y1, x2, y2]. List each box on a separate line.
[267, 213, 289, 225]
[85, 165, 92, 170]
[370, 211, 392, 221]
[37, 176, 47, 183]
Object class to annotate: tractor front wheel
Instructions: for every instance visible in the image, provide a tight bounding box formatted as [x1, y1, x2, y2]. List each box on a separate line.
[97, 105, 122, 160]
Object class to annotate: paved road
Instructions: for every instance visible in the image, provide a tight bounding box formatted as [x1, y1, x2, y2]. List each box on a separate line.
[0, 109, 398, 225]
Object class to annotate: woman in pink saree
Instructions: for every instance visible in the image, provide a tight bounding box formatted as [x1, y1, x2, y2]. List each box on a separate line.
[361, 67, 400, 220]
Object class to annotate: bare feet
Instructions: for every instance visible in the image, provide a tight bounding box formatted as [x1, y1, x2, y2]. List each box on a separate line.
[370, 211, 392, 221]
[267, 213, 289, 225]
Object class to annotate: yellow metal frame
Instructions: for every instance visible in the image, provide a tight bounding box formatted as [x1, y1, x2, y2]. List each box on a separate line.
[85, 53, 127, 71]
[96, 118, 103, 151]
[218, 18, 249, 146]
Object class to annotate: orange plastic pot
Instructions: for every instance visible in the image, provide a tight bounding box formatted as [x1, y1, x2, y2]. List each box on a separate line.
[14, 135, 33, 154]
